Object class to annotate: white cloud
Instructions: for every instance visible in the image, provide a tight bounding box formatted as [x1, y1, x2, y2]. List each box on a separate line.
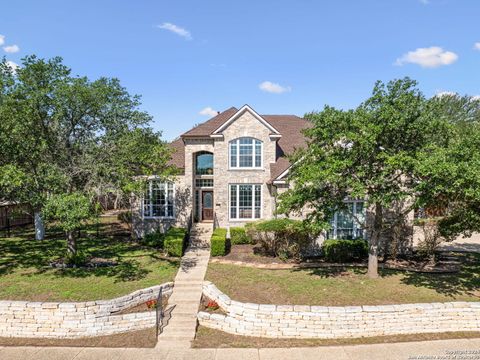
[395, 46, 458, 68]
[0, 35, 4, 46]
[3, 44, 19, 53]
[474, 42, 480, 51]
[258, 81, 291, 94]
[5, 60, 19, 73]
[199, 107, 218, 117]
[157, 22, 192, 40]
[435, 91, 457, 98]
[472, 95, 480, 101]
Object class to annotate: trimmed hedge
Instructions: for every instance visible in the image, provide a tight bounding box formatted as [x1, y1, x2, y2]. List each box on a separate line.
[164, 227, 188, 257]
[245, 218, 315, 260]
[142, 229, 164, 248]
[211, 228, 228, 256]
[230, 227, 250, 245]
[322, 239, 368, 263]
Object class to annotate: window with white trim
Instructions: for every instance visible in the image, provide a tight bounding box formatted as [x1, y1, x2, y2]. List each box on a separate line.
[229, 184, 261, 220]
[327, 200, 365, 239]
[143, 180, 174, 218]
[229, 138, 262, 168]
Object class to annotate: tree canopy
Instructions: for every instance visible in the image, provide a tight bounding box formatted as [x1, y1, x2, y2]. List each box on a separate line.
[278, 78, 469, 278]
[0, 55, 174, 252]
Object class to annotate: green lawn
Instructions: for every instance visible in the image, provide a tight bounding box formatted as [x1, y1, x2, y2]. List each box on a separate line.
[206, 254, 480, 306]
[0, 217, 179, 301]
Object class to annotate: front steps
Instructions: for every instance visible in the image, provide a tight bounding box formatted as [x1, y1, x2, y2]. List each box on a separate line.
[156, 223, 213, 349]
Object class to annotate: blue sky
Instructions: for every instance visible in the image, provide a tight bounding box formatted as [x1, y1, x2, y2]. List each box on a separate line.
[1, 0, 479, 140]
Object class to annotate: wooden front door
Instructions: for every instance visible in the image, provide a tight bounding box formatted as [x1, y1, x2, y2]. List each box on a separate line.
[202, 191, 214, 221]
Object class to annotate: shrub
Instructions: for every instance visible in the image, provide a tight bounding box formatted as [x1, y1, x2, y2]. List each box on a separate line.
[142, 229, 164, 248]
[245, 219, 316, 260]
[211, 228, 228, 256]
[322, 239, 368, 263]
[65, 251, 87, 266]
[230, 227, 251, 245]
[164, 227, 188, 257]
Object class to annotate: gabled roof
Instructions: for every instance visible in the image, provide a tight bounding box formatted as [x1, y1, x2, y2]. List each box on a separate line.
[212, 105, 281, 136]
[168, 106, 311, 181]
[181, 107, 238, 137]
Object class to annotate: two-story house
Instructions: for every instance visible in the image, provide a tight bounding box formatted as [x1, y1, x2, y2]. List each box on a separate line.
[132, 104, 318, 238]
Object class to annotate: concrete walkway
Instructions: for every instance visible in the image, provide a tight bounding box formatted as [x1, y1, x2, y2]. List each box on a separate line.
[1, 338, 479, 359]
[156, 223, 212, 349]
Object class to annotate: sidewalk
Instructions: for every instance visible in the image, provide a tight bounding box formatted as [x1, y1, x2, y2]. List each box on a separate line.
[1, 338, 479, 360]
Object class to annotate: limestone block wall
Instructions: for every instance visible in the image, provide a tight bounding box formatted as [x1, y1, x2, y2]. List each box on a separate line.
[0, 283, 173, 338]
[198, 282, 480, 339]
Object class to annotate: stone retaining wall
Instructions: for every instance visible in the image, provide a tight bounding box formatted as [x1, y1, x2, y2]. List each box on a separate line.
[198, 282, 480, 339]
[0, 282, 173, 338]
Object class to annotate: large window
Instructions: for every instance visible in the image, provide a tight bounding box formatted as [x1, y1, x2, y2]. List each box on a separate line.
[229, 184, 261, 220]
[143, 180, 174, 218]
[229, 138, 262, 169]
[327, 200, 365, 239]
[196, 152, 213, 175]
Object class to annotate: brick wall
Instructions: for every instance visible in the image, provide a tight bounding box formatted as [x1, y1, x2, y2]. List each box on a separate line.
[198, 282, 480, 339]
[0, 283, 173, 338]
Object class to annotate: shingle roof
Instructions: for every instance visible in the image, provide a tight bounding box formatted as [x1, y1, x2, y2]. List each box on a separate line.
[167, 108, 311, 181]
[181, 107, 238, 137]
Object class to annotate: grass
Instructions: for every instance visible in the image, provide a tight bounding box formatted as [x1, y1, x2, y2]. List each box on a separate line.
[192, 326, 480, 348]
[205, 253, 480, 306]
[0, 327, 157, 348]
[0, 216, 179, 301]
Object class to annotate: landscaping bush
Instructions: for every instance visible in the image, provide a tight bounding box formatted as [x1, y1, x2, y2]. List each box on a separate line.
[245, 219, 315, 260]
[142, 229, 164, 248]
[164, 227, 188, 257]
[322, 238, 368, 263]
[229, 227, 251, 245]
[211, 228, 228, 256]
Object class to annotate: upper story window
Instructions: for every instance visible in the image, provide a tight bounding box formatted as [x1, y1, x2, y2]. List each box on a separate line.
[195, 152, 213, 175]
[143, 180, 174, 218]
[229, 137, 262, 169]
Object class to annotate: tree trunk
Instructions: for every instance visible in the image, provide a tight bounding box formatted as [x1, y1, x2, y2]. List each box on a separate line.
[66, 231, 77, 255]
[367, 202, 383, 279]
[34, 211, 45, 241]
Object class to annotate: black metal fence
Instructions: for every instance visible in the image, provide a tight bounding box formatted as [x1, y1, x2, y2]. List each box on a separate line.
[155, 286, 164, 337]
[0, 203, 33, 236]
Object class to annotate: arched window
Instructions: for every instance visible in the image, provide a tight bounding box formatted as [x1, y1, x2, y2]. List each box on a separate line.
[229, 137, 262, 169]
[195, 151, 213, 175]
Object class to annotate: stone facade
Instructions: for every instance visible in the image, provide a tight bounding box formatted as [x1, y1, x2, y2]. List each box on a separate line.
[0, 283, 173, 338]
[132, 175, 191, 239]
[133, 107, 282, 236]
[213, 111, 277, 228]
[198, 282, 480, 339]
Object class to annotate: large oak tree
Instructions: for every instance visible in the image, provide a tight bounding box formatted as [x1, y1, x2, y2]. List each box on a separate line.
[0, 56, 173, 254]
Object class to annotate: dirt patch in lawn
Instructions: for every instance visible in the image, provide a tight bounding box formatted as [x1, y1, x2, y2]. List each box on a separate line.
[192, 326, 480, 348]
[0, 327, 157, 348]
[220, 244, 297, 264]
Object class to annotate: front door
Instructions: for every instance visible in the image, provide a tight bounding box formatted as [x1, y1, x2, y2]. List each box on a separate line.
[202, 191, 214, 221]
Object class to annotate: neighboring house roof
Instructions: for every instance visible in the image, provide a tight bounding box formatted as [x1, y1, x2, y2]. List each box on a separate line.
[168, 107, 311, 181]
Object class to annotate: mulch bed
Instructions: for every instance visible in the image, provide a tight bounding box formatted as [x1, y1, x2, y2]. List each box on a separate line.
[192, 326, 480, 348]
[115, 295, 169, 315]
[0, 327, 157, 348]
[212, 245, 461, 273]
[198, 295, 227, 315]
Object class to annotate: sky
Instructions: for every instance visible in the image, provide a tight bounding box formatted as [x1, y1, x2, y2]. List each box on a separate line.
[1, 0, 479, 140]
